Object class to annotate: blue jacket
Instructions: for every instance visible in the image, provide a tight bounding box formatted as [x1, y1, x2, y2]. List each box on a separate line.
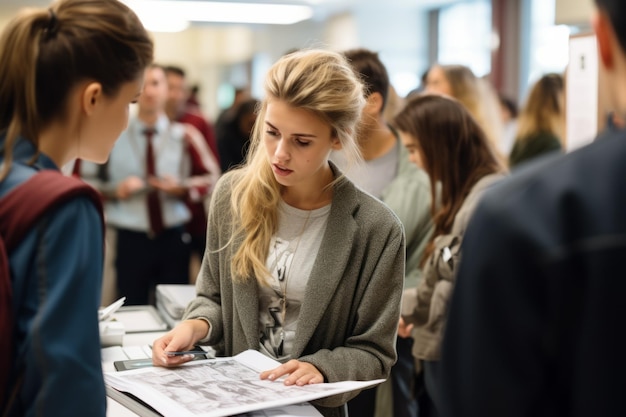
[1, 137, 106, 416]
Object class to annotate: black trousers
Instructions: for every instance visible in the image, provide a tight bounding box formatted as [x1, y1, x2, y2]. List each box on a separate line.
[423, 361, 441, 417]
[115, 226, 191, 305]
[189, 232, 207, 258]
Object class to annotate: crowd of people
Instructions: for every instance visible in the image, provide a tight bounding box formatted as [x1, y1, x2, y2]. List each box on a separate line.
[2, 0, 625, 416]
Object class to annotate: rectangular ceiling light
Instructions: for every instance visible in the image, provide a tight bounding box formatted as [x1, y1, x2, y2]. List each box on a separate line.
[123, 0, 314, 27]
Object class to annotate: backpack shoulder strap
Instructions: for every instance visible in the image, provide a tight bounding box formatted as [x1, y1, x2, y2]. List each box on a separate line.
[0, 170, 104, 251]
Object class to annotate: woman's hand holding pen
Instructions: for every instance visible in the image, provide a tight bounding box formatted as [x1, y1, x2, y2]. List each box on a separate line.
[152, 319, 209, 367]
[260, 360, 324, 386]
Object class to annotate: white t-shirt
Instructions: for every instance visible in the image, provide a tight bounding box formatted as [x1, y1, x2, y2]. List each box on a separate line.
[330, 139, 399, 199]
[258, 200, 330, 362]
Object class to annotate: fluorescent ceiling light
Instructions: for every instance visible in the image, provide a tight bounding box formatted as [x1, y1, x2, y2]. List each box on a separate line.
[136, 15, 191, 33]
[123, 1, 314, 27]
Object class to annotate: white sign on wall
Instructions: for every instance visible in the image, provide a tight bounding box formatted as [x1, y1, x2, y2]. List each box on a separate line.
[566, 34, 599, 152]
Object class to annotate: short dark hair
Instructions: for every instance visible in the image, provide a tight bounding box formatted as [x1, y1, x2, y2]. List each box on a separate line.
[163, 65, 186, 78]
[596, 0, 626, 53]
[343, 48, 390, 112]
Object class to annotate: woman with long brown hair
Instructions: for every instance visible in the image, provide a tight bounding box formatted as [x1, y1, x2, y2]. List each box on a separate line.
[394, 94, 506, 416]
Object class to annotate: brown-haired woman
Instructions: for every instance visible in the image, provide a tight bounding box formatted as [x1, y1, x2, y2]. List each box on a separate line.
[509, 73, 565, 168]
[0, 0, 152, 415]
[394, 94, 506, 416]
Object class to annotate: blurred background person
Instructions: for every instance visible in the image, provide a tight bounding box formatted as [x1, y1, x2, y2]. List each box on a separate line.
[216, 98, 259, 172]
[509, 72, 565, 168]
[425, 64, 504, 162]
[164, 66, 219, 162]
[337, 48, 433, 417]
[164, 65, 221, 281]
[607, 111, 626, 131]
[85, 64, 219, 305]
[498, 93, 519, 156]
[186, 84, 201, 114]
[215, 88, 250, 142]
[394, 94, 506, 417]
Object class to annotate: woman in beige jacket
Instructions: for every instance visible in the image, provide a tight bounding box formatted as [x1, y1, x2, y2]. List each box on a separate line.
[394, 94, 506, 416]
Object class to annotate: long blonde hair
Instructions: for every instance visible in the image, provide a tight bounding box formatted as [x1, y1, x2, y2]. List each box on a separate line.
[228, 49, 365, 283]
[515, 73, 564, 141]
[432, 64, 504, 160]
[0, 0, 153, 181]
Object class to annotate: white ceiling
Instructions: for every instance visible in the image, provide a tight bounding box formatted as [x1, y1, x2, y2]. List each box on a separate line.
[0, 0, 462, 25]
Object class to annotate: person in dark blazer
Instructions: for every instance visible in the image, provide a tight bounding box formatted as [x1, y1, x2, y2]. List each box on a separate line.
[151, 49, 405, 417]
[438, 1, 626, 416]
[216, 98, 258, 172]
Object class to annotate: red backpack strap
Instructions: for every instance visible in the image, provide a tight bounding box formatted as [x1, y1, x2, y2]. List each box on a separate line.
[0, 169, 104, 412]
[0, 235, 12, 411]
[0, 170, 104, 249]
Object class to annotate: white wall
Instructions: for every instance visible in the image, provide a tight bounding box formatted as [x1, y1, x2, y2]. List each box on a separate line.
[151, 26, 256, 119]
[555, 0, 594, 26]
[148, 7, 428, 120]
[353, 3, 429, 96]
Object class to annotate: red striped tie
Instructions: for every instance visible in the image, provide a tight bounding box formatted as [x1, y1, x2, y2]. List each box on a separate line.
[144, 128, 164, 236]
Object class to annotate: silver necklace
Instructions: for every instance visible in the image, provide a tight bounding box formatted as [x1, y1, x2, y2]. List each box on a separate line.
[273, 209, 312, 355]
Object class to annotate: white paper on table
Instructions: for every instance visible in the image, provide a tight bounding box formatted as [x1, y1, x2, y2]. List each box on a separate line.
[105, 349, 383, 417]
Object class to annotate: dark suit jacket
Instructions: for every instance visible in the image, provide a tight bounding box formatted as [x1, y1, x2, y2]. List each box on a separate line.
[440, 128, 626, 417]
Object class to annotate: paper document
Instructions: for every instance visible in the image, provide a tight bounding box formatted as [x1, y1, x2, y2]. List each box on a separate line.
[105, 349, 382, 417]
[99, 297, 126, 321]
[232, 403, 324, 416]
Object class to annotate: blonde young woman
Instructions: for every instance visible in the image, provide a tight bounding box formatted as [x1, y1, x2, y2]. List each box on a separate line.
[509, 73, 565, 167]
[152, 49, 406, 417]
[0, 0, 152, 415]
